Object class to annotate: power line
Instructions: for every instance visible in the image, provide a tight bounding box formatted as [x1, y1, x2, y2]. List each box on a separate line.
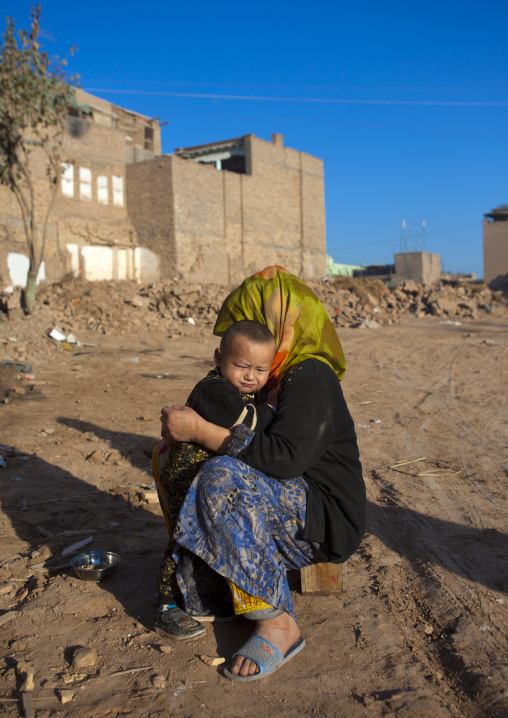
[83, 88, 508, 107]
[159, 108, 508, 133]
[84, 80, 508, 93]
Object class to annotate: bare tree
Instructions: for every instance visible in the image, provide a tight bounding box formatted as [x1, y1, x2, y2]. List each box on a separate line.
[0, 5, 77, 312]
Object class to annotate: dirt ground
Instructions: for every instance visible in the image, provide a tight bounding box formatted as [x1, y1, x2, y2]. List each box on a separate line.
[0, 311, 507, 717]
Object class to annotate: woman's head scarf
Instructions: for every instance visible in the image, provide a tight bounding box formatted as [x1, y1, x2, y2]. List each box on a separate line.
[214, 265, 346, 388]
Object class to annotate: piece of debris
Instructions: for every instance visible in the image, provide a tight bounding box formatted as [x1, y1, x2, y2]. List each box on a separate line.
[15, 588, 28, 602]
[416, 623, 434, 634]
[48, 328, 67, 342]
[0, 360, 33, 373]
[369, 418, 381, 423]
[138, 489, 159, 504]
[72, 647, 97, 670]
[200, 655, 226, 667]
[0, 611, 16, 627]
[61, 535, 94, 557]
[86, 450, 104, 464]
[159, 645, 172, 655]
[110, 666, 152, 677]
[151, 674, 166, 688]
[16, 661, 35, 692]
[58, 689, 74, 704]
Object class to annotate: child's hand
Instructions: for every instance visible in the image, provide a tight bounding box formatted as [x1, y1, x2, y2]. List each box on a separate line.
[265, 387, 279, 409]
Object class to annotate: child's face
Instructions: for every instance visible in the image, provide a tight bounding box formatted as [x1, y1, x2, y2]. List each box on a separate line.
[214, 335, 276, 393]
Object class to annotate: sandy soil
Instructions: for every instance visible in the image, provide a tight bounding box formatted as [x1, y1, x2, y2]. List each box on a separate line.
[0, 313, 507, 717]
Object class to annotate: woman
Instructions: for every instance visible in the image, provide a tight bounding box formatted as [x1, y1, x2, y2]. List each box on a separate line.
[156, 266, 366, 681]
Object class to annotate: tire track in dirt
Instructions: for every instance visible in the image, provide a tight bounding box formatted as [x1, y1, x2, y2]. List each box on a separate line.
[358, 322, 508, 716]
[364, 469, 507, 717]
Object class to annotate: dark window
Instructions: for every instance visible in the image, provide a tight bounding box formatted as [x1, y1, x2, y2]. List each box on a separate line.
[144, 125, 154, 151]
[221, 155, 246, 174]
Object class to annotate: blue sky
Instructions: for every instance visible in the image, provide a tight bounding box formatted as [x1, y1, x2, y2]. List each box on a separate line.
[3, 1, 507, 277]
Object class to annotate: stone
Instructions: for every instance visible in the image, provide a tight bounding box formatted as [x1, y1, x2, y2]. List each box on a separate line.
[159, 644, 172, 654]
[86, 450, 103, 463]
[72, 647, 97, 670]
[200, 655, 226, 667]
[58, 689, 74, 704]
[151, 674, 166, 688]
[17, 662, 35, 692]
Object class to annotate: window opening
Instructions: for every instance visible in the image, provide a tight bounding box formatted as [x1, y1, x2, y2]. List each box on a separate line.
[144, 125, 154, 151]
[112, 175, 124, 207]
[97, 175, 108, 205]
[79, 167, 92, 202]
[61, 163, 74, 198]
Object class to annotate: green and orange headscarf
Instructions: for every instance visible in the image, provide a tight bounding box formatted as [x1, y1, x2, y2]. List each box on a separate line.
[213, 265, 346, 389]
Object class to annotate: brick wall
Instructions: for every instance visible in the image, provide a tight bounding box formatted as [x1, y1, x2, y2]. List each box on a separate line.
[483, 219, 508, 283]
[126, 156, 176, 280]
[1, 121, 327, 289]
[130, 134, 328, 283]
[0, 91, 162, 289]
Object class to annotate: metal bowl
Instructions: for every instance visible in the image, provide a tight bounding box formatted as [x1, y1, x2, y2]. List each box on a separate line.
[71, 551, 121, 582]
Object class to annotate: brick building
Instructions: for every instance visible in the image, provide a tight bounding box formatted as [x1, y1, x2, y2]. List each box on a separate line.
[1, 91, 327, 291]
[0, 88, 162, 290]
[127, 132, 327, 284]
[483, 204, 508, 284]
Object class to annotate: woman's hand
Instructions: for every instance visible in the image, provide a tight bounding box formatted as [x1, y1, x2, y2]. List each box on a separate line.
[160, 405, 203, 445]
[160, 405, 232, 454]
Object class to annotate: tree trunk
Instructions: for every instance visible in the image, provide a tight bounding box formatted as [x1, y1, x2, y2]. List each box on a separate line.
[25, 266, 38, 314]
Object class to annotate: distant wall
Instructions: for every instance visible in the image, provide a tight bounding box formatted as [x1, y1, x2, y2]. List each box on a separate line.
[126, 156, 176, 280]
[170, 154, 240, 284]
[242, 135, 326, 280]
[483, 219, 508, 284]
[393, 252, 441, 285]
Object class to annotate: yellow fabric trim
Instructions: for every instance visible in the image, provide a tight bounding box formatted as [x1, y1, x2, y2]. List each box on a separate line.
[226, 578, 273, 615]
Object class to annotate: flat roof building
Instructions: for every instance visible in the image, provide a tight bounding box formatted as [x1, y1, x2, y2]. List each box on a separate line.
[1, 91, 327, 291]
[484, 204, 508, 284]
[127, 133, 327, 284]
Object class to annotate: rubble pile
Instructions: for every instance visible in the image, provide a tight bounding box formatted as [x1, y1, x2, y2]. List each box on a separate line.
[0, 275, 507, 342]
[32, 278, 228, 335]
[311, 276, 507, 328]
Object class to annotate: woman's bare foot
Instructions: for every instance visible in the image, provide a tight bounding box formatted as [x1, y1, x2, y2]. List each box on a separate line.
[230, 612, 300, 677]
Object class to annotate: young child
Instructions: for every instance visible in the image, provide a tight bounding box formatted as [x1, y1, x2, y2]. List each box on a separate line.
[154, 319, 277, 636]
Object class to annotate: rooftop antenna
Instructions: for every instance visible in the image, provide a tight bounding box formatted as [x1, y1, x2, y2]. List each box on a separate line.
[400, 220, 426, 252]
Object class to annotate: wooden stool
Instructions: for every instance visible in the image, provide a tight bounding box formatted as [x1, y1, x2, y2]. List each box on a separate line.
[300, 561, 347, 596]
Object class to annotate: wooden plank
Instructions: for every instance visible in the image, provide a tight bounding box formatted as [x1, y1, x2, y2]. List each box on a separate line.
[22, 692, 34, 718]
[300, 562, 347, 596]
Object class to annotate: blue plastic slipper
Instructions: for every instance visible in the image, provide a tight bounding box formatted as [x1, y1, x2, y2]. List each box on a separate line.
[224, 635, 305, 682]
